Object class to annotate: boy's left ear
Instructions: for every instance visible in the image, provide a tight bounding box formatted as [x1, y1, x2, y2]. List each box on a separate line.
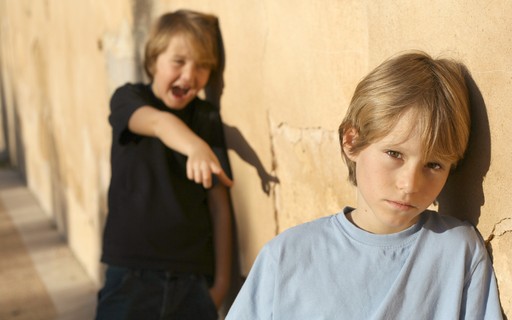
[342, 127, 359, 161]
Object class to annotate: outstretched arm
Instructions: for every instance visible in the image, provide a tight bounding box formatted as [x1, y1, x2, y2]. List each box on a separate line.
[128, 106, 233, 188]
[207, 184, 233, 309]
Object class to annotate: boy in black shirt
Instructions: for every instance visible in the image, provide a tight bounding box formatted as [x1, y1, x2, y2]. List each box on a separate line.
[96, 10, 232, 319]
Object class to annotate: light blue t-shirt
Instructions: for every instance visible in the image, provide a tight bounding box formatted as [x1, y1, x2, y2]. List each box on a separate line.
[226, 208, 503, 320]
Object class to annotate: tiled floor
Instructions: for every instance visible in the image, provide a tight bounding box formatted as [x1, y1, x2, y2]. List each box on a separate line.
[0, 169, 97, 320]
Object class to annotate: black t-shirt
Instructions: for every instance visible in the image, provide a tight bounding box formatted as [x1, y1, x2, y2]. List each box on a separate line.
[101, 83, 231, 275]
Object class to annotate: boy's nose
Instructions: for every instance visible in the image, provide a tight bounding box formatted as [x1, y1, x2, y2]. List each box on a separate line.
[181, 64, 197, 82]
[396, 165, 422, 194]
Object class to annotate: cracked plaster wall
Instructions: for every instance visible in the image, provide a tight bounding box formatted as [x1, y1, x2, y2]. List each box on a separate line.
[0, 0, 510, 315]
[269, 121, 354, 233]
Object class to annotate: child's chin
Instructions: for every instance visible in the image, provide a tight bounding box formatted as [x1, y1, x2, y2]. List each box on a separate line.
[165, 97, 193, 110]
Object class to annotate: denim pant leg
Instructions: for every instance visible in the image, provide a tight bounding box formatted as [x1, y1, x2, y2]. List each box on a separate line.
[95, 266, 162, 320]
[95, 266, 217, 320]
[162, 273, 218, 320]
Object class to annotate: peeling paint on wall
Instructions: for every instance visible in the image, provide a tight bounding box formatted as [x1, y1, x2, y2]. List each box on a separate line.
[269, 118, 354, 233]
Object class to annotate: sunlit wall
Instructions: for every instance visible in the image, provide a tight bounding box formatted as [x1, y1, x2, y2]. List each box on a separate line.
[1, 0, 510, 315]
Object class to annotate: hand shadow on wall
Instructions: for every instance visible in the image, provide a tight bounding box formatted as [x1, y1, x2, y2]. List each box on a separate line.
[204, 26, 279, 196]
[437, 68, 490, 229]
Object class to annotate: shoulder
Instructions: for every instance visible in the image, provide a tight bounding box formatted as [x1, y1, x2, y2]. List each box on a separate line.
[265, 215, 337, 254]
[110, 83, 152, 109]
[112, 82, 147, 98]
[424, 211, 478, 237]
[422, 211, 487, 256]
[277, 215, 335, 239]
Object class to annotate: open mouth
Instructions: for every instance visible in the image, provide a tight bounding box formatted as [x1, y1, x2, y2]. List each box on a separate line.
[171, 86, 190, 98]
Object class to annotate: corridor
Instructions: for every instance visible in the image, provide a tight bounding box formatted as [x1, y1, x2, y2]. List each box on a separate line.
[0, 169, 97, 320]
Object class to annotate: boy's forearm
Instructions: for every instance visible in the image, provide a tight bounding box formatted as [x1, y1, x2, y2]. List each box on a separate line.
[129, 105, 205, 156]
[207, 184, 233, 304]
[129, 105, 232, 188]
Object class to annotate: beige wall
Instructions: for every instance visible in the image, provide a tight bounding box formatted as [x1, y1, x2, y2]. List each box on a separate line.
[1, 0, 510, 315]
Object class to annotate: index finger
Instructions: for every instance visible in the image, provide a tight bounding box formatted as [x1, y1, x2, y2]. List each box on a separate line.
[216, 170, 233, 188]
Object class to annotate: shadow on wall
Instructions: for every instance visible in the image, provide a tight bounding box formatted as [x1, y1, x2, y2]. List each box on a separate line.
[0, 70, 9, 165]
[223, 124, 280, 195]
[132, 0, 153, 83]
[204, 20, 279, 317]
[437, 69, 491, 228]
[204, 23, 279, 196]
[432, 63, 508, 320]
[439, 70, 509, 320]
[0, 94, 27, 179]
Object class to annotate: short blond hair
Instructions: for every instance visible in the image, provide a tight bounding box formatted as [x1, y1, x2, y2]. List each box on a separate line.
[339, 51, 470, 185]
[144, 10, 219, 80]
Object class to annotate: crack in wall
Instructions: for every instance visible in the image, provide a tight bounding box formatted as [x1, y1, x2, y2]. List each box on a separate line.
[485, 217, 512, 245]
[267, 116, 340, 235]
[268, 111, 279, 235]
[274, 122, 334, 145]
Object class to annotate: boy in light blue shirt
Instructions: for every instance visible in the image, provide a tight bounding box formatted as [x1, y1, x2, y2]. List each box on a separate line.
[226, 51, 503, 319]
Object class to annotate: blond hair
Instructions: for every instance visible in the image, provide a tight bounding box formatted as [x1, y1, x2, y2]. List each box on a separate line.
[144, 10, 219, 80]
[339, 51, 470, 185]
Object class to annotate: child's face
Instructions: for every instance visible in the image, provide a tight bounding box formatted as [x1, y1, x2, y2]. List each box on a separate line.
[151, 34, 211, 109]
[344, 110, 452, 234]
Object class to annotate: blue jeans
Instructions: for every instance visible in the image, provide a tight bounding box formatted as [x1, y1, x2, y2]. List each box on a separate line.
[95, 266, 218, 320]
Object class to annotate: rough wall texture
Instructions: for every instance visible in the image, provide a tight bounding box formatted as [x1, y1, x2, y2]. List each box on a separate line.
[0, 0, 510, 315]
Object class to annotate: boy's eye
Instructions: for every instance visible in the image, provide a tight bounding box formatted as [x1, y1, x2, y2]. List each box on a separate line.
[197, 62, 211, 70]
[426, 162, 443, 170]
[386, 150, 402, 159]
[172, 59, 185, 65]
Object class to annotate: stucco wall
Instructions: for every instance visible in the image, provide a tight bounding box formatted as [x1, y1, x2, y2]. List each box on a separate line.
[0, 0, 510, 315]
